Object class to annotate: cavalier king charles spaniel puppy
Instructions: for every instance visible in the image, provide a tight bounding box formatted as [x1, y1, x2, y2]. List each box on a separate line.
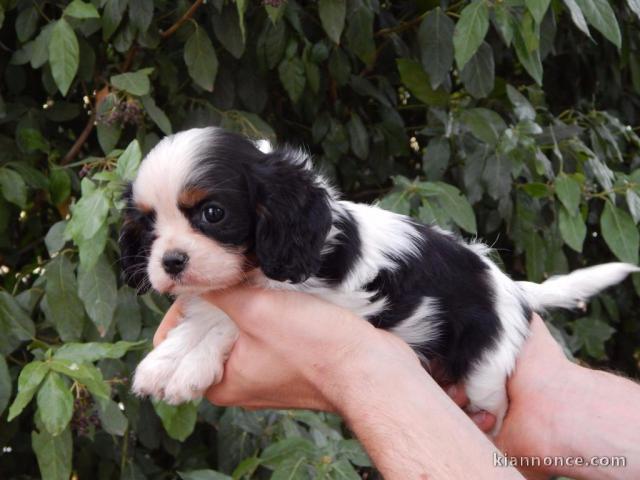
[120, 127, 638, 431]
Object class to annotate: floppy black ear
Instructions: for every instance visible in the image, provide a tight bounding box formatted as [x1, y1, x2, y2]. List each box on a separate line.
[118, 185, 152, 294]
[252, 149, 332, 283]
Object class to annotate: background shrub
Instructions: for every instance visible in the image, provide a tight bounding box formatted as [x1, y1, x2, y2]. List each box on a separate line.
[0, 0, 639, 478]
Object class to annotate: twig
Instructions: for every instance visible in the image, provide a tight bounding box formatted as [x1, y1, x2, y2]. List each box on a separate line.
[120, 46, 139, 72]
[61, 112, 95, 166]
[160, 0, 205, 38]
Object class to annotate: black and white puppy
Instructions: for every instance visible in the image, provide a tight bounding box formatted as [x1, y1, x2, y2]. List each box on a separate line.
[120, 127, 638, 430]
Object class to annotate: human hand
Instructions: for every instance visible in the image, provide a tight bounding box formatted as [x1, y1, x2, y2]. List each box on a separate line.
[153, 286, 421, 413]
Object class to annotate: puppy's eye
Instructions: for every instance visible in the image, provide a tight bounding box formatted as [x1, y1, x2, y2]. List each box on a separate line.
[202, 204, 225, 223]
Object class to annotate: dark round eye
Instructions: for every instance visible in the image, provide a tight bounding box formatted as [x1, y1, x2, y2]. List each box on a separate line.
[202, 204, 225, 223]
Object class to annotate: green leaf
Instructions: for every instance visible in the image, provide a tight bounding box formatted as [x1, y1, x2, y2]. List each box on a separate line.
[36, 372, 73, 436]
[493, 4, 515, 45]
[574, 0, 621, 48]
[573, 316, 615, 359]
[32, 425, 72, 480]
[43, 255, 85, 342]
[460, 42, 494, 98]
[98, 399, 128, 436]
[0, 356, 11, 416]
[68, 186, 109, 240]
[0, 290, 36, 354]
[347, 113, 369, 160]
[49, 19, 79, 96]
[338, 439, 372, 467]
[506, 85, 536, 121]
[129, 0, 153, 33]
[0, 167, 27, 208]
[345, 6, 375, 65]
[525, 0, 552, 24]
[236, 0, 248, 42]
[330, 459, 361, 480]
[184, 26, 219, 91]
[396, 58, 448, 107]
[432, 182, 477, 233]
[115, 287, 142, 341]
[278, 56, 306, 103]
[555, 174, 582, 214]
[77, 221, 108, 271]
[153, 401, 198, 441]
[423, 137, 450, 181]
[418, 8, 454, 89]
[116, 139, 142, 181]
[31, 23, 53, 68]
[378, 191, 411, 215]
[563, 0, 592, 38]
[453, 0, 490, 70]
[626, 189, 640, 224]
[49, 359, 110, 401]
[460, 108, 507, 145]
[318, 0, 346, 44]
[600, 202, 639, 264]
[16, 7, 39, 42]
[211, 4, 245, 59]
[102, 0, 127, 40]
[78, 255, 118, 336]
[513, 21, 543, 85]
[559, 206, 586, 252]
[628, 0, 640, 21]
[178, 470, 231, 480]
[54, 340, 145, 362]
[64, 0, 100, 19]
[111, 70, 151, 96]
[140, 95, 172, 135]
[260, 437, 316, 466]
[7, 361, 49, 421]
[524, 231, 546, 282]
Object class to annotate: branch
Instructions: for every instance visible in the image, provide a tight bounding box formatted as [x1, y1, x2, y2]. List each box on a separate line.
[61, 112, 95, 166]
[160, 0, 205, 39]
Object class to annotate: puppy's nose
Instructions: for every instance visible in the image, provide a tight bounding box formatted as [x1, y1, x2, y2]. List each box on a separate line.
[162, 250, 189, 275]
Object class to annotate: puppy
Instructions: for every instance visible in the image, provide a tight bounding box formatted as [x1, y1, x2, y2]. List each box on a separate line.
[119, 127, 638, 430]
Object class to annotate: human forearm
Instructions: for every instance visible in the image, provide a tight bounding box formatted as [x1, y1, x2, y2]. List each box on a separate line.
[320, 337, 524, 480]
[547, 364, 640, 479]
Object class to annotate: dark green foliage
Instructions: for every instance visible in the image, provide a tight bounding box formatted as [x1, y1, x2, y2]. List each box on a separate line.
[0, 0, 639, 478]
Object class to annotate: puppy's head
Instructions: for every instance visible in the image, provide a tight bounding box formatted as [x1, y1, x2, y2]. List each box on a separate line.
[119, 127, 332, 295]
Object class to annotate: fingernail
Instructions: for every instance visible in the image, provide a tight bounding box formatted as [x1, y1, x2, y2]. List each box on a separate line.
[446, 385, 457, 398]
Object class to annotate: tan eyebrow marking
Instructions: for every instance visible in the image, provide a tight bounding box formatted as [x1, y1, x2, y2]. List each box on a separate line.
[178, 188, 209, 209]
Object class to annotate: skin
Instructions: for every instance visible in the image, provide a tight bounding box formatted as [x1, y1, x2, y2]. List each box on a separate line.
[154, 287, 640, 479]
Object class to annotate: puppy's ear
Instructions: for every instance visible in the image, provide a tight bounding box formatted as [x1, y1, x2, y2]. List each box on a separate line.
[252, 148, 332, 283]
[118, 185, 152, 294]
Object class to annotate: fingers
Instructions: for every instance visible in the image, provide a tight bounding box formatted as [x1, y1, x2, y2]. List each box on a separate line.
[153, 300, 183, 347]
[445, 383, 497, 433]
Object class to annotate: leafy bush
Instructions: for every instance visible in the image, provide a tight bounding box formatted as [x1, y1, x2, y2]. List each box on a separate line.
[0, 0, 639, 478]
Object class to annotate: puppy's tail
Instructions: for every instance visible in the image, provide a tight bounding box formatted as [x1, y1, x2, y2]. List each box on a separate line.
[517, 262, 639, 311]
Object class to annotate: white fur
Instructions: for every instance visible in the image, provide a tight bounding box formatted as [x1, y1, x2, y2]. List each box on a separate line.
[133, 296, 238, 404]
[518, 262, 640, 310]
[389, 297, 441, 347]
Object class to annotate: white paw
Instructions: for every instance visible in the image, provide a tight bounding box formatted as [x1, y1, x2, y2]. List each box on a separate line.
[162, 353, 225, 404]
[132, 342, 182, 400]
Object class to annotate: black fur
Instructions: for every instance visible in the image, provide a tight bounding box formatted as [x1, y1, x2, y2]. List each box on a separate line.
[317, 209, 362, 285]
[119, 184, 154, 294]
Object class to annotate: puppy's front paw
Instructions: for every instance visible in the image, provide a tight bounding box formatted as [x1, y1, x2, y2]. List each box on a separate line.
[132, 345, 181, 400]
[163, 354, 225, 404]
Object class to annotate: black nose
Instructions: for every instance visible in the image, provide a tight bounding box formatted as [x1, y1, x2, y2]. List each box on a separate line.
[162, 250, 189, 275]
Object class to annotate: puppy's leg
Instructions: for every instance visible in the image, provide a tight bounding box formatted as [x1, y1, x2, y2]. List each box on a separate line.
[132, 296, 238, 403]
[163, 300, 238, 404]
[464, 363, 509, 436]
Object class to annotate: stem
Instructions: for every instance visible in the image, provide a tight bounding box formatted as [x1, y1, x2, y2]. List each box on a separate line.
[159, 0, 205, 38]
[61, 112, 96, 166]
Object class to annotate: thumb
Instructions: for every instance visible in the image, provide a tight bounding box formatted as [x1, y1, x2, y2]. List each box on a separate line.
[201, 285, 273, 328]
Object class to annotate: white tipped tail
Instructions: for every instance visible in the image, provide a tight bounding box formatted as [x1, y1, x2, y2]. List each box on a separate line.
[517, 262, 639, 311]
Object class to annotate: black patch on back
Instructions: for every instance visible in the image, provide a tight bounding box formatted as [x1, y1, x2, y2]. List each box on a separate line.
[317, 209, 362, 285]
[364, 223, 503, 381]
